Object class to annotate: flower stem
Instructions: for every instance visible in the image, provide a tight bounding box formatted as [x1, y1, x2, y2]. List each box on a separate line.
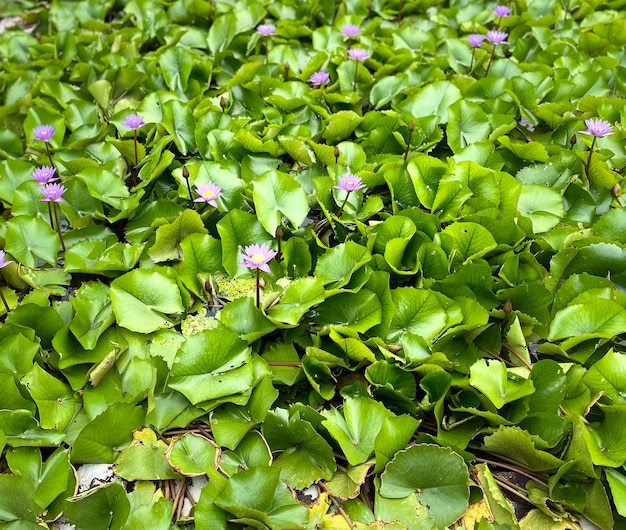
[133, 130, 138, 167]
[336, 191, 352, 218]
[47, 202, 55, 229]
[275, 225, 283, 262]
[353, 62, 358, 91]
[45, 143, 57, 172]
[404, 120, 414, 162]
[52, 203, 66, 252]
[255, 268, 260, 309]
[585, 136, 596, 179]
[562, 0, 571, 21]
[469, 49, 476, 72]
[0, 286, 10, 314]
[182, 166, 196, 210]
[484, 44, 497, 76]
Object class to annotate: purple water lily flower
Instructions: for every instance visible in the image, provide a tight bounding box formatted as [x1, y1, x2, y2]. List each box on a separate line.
[33, 125, 55, 143]
[579, 118, 614, 138]
[39, 183, 67, 202]
[348, 48, 369, 61]
[256, 24, 276, 36]
[486, 30, 508, 44]
[239, 243, 277, 273]
[0, 250, 13, 269]
[194, 182, 222, 207]
[32, 166, 59, 186]
[341, 24, 361, 38]
[493, 5, 511, 17]
[467, 34, 485, 47]
[309, 70, 330, 87]
[123, 114, 145, 130]
[334, 174, 365, 192]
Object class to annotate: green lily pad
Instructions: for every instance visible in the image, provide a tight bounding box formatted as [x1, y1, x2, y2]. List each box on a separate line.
[5, 216, 60, 267]
[262, 407, 336, 489]
[211, 376, 278, 450]
[379, 444, 470, 529]
[322, 397, 391, 466]
[123, 482, 173, 530]
[252, 170, 309, 236]
[440, 222, 498, 269]
[325, 463, 372, 500]
[219, 431, 272, 477]
[148, 208, 208, 263]
[267, 276, 325, 325]
[549, 298, 626, 350]
[110, 268, 184, 333]
[517, 184, 565, 233]
[581, 405, 626, 467]
[482, 426, 564, 472]
[0, 410, 65, 447]
[71, 403, 145, 464]
[469, 359, 535, 409]
[115, 427, 180, 483]
[64, 482, 130, 530]
[314, 241, 372, 290]
[316, 289, 382, 334]
[388, 288, 460, 343]
[215, 465, 308, 528]
[21, 363, 79, 431]
[446, 99, 491, 153]
[69, 281, 115, 350]
[168, 328, 254, 405]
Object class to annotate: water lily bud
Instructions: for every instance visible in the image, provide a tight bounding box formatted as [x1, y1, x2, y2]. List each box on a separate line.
[613, 183, 622, 197]
[334, 146, 340, 162]
[408, 120, 415, 132]
[182, 165, 189, 179]
[220, 96, 227, 111]
[570, 134, 577, 147]
[503, 299, 513, 316]
[275, 226, 283, 239]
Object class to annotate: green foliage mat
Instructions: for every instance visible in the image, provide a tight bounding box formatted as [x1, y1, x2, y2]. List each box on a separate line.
[0, 0, 626, 528]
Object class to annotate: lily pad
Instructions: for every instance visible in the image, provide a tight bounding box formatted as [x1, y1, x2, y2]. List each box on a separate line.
[379, 444, 470, 528]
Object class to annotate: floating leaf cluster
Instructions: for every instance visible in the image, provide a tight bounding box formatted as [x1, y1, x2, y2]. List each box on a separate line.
[0, 0, 626, 529]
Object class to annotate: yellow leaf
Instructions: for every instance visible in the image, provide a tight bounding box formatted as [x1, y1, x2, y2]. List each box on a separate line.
[461, 498, 493, 528]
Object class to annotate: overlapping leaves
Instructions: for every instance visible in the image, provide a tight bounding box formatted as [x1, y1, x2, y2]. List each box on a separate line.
[0, 0, 625, 528]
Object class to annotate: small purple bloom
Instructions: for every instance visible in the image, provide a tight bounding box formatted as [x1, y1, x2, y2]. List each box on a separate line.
[256, 24, 276, 37]
[39, 183, 67, 202]
[486, 30, 508, 44]
[341, 24, 361, 38]
[334, 174, 365, 192]
[309, 70, 330, 87]
[467, 34, 485, 47]
[32, 166, 59, 186]
[347, 48, 369, 61]
[238, 243, 277, 273]
[0, 250, 13, 269]
[579, 118, 614, 138]
[33, 125, 55, 143]
[123, 114, 145, 130]
[194, 182, 222, 208]
[493, 5, 511, 17]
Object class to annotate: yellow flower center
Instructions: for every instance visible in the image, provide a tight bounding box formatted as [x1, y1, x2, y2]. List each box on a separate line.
[250, 253, 265, 263]
[203, 190, 215, 199]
